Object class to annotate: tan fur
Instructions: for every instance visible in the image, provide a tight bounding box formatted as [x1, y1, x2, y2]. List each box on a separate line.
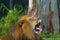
[0, 15, 41, 40]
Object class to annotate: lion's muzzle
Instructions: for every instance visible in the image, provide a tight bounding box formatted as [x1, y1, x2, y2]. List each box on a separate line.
[34, 20, 44, 34]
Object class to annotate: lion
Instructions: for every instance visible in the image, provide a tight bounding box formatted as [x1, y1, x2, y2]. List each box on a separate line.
[0, 15, 44, 40]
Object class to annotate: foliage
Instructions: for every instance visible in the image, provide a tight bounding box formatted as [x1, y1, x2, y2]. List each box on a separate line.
[0, 4, 28, 36]
[41, 33, 60, 40]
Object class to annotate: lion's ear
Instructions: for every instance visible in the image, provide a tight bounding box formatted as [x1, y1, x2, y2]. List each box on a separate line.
[11, 21, 23, 32]
[18, 20, 24, 27]
[18, 23, 22, 27]
[18, 23, 23, 27]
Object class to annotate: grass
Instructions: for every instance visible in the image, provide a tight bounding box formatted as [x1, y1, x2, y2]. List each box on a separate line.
[41, 33, 60, 40]
[0, 4, 28, 36]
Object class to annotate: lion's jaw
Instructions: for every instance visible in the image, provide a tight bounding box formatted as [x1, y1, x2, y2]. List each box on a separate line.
[26, 16, 43, 34]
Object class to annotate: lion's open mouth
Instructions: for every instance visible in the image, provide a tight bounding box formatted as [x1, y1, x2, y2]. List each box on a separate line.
[34, 22, 43, 34]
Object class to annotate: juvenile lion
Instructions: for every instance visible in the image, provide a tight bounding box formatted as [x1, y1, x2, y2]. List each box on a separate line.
[0, 15, 43, 40]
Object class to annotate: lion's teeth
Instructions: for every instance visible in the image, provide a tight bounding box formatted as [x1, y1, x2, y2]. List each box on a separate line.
[36, 28, 40, 29]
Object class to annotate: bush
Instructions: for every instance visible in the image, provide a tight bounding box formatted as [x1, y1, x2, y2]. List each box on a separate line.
[0, 5, 28, 36]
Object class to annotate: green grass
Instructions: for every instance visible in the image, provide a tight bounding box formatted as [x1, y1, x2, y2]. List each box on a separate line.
[0, 4, 28, 36]
[41, 34, 60, 40]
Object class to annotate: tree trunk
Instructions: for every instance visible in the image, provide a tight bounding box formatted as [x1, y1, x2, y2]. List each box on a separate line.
[29, 0, 59, 34]
[57, 0, 60, 34]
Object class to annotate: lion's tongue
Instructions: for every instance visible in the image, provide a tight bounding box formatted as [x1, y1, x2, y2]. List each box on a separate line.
[34, 27, 42, 34]
[36, 27, 42, 32]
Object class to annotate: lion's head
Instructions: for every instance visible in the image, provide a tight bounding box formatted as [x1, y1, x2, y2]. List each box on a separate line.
[11, 15, 44, 40]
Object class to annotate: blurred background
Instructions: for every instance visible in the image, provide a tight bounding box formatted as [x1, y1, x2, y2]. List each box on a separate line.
[0, 0, 60, 40]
